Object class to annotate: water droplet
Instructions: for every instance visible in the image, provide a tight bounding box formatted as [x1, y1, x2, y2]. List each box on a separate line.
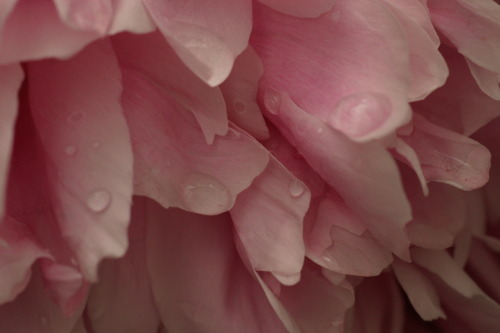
[67, 112, 84, 123]
[87, 189, 111, 213]
[92, 141, 101, 149]
[233, 100, 246, 113]
[288, 178, 306, 198]
[322, 255, 332, 263]
[181, 173, 232, 215]
[331, 10, 341, 23]
[64, 145, 77, 156]
[316, 126, 324, 135]
[329, 92, 391, 139]
[264, 90, 281, 115]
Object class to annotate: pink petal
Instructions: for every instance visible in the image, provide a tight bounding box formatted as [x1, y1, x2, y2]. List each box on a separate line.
[0, 267, 85, 333]
[85, 197, 161, 333]
[467, 60, 500, 100]
[0, 0, 99, 64]
[307, 195, 393, 276]
[0, 64, 23, 216]
[145, 202, 287, 333]
[143, 0, 252, 86]
[121, 65, 268, 216]
[347, 274, 405, 333]
[252, 0, 412, 141]
[52, 0, 113, 34]
[383, 0, 448, 100]
[0, 216, 50, 304]
[257, 0, 335, 18]
[414, 45, 500, 135]
[230, 157, 310, 285]
[267, 93, 412, 259]
[0, 0, 17, 32]
[27, 39, 134, 281]
[220, 47, 270, 140]
[112, 31, 228, 143]
[393, 259, 446, 320]
[109, 0, 156, 34]
[392, 138, 429, 196]
[402, 114, 491, 190]
[404, 174, 468, 249]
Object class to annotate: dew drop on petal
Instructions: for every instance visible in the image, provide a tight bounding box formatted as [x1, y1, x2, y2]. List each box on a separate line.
[328, 92, 391, 139]
[92, 141, 101, 149]
[233, 99, 246, 113]
[87, 189, 112, 213]
[181, 173, 232, 215]
[64, 145, 77, 156]
[67, 111, 85, 123]
[288, 178, 306, 198]
[264, 90, 281, 115]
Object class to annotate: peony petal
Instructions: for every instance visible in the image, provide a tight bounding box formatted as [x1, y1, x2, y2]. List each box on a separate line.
[307, 195, 393, 276]
[467, 60, 500, 100]
[143, 0, 252, 86]
[85, 197, 161, 333]
[121, 66, 268, 216]
[428, 0, 500, 98]
[257, 0, 335, 18]
[230, 157, 310, 285]
[27, 39, 133, 281]
[0, 0, 99, 64]
[109, 0, 155, 34]
[0, 64, 22, 216]
[0, 0, 17, 32]
[393, 259, 446, 320]
[0, 216, 50, 304]
[112, 31, 228, 143]
[0, 267, 84, 333]
[414, 45, 500, 135]
[383, 0, 448, 100]
[402, 114, 491, 191]
[252, 0, 412, 141]
[266, 93, 412, 259]
[220, 47, 270, 140]
[52, 0, 113, 34]
[145, 202, 288, 333]
[404, 175, 468, 249]
[392, 138, 429, 196]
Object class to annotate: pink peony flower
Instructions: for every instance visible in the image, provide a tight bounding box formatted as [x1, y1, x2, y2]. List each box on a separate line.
[0, 0, 500, 332]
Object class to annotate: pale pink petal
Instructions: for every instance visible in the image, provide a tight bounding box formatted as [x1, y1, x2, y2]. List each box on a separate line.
[414, 46, 500, 135]
[0, 267, 84, 333]
[468, 240, 500, 302]
[121, 69, 268, 215]
[220, 47, 269, 140]
[393, 259, 446, 320]
[52, 0, 113, 34]
[0, 0, 17, 32]
[27, 39, 133, 281]
[0, 0, 99, 64]
[383, 0, 448, 100]
[146, 202, 288, 333]
[112, 31, 228, 143]
[267, 93, 412, 259]
[143, 0, 252, 86]
[467, 60, 500, 100]
[404, 177, 467, 249]
[0, 64, 22, 216]
[252, 0, 412, 141]
[392, 138, 429, 196]
[257, 0, 335, 18]
[85, 197, 161, 333]
[412, 248, 489, 299]
[0, 216, 50, 304]
[230, 157, 309, 285]
[402, 114, 491, 190]
[307, 195, 393, 276]
[109, 0, 155, 34]
[428, 0, 500, 85]
[277, 261, 355, 332]
[346, 274, 405, 333]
